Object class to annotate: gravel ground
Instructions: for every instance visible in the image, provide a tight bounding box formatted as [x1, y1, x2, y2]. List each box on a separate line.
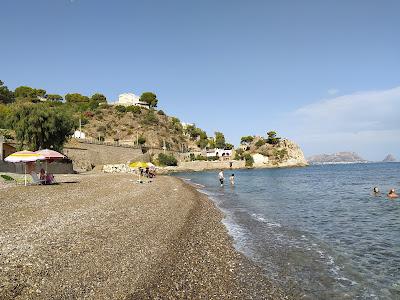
[0, 173, 288, 299]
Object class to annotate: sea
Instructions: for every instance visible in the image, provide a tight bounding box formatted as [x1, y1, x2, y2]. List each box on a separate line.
[175, 163, 400, 299]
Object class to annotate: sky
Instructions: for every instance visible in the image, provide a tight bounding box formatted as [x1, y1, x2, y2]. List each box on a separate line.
[1, 0, 399, 161]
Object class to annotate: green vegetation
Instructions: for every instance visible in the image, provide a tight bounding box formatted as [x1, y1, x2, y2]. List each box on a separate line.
[214, 132, 226, 149]
[255, 139, 266, 147]
[9, 102, 75, 151]
[266, 131, 281, 145]
[234, 148, 244, 160]
[244, 153, 254, 167]
[158, 153, 178, 166]
[65, 93, 90, 103]
[115, 105, 127, 113]
[142, 110, 158, 125]
[126, 105, 141, 114]
[0, 80, 14, 104]
[240, 136, 254, 144]
[273, 148, 288, 161]
[140, 92, 158, 108]
[137, 136, 146, 145]
[224, 143, 234, 150]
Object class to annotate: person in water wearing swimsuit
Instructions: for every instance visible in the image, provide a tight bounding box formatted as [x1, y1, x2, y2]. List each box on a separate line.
[387, 189, 399, 199]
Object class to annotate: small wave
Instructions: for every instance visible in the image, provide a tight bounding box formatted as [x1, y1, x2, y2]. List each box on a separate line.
[251, 213, 282, 227]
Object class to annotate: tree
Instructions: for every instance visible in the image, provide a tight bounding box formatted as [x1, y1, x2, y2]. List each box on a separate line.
[0, 80, 14, 104]
[240, 136, 254, 145]
[47, 94, 63, 102]
[14, 86, 46, 102]
[9, 102, 76, 151]
[224, 143, 234, 150]
[140, 92, 158, 108]
[244, 153, 254, 167]
[255, 139, 266, 147]
[65, 93, 90, 103]
[266, 131, 281, 145]
[91, 93, 107, 103]
[158, 153, 178, 166]
[0, 104, 12, 128]
[214, 132, 226, 149]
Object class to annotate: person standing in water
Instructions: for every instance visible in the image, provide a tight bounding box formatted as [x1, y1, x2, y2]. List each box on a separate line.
[229, 174, 235, 185]
[218, 170, 225, 186]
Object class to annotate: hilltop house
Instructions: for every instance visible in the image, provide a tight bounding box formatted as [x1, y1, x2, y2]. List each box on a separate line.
[114, 93, 150, 108]
[207, 148, 232, 161]
[72, 130, 86, 139]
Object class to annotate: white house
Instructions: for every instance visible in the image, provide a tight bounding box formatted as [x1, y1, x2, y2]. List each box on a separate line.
[73, 130, 86, 139]
[206, 148, 232, 158]
[115, 93, 149, 108]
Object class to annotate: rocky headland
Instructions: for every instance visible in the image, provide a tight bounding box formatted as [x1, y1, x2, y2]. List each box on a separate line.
[382, 154, 397, 162]
[307, 152, 367, 164]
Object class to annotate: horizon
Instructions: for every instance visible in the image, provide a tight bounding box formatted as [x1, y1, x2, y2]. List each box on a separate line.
[2, 0, 399, 160]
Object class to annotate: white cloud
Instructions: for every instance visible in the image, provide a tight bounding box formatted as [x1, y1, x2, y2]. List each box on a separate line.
[281, 86, 400, 160]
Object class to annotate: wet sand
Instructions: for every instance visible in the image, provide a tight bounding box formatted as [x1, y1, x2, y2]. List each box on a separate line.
[0, 173, 287, 299]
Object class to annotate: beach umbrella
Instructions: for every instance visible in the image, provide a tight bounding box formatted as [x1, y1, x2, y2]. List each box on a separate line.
[129, 161, 150, 182]
[5, 151, 46, 186]
[35, 149, 66, 172]
[129, 161, 149, 168]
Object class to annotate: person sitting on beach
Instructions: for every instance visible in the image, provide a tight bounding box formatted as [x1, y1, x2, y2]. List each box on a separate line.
[40, 169, 46, 184]
[46, 173, 55, 184]
[387, 189, 399, 199]
[373, 187, 380, 195]
[230, 174, 235, 185]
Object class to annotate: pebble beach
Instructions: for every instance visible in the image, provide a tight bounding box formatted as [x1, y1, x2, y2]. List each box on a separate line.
[0, 173, 287, 299]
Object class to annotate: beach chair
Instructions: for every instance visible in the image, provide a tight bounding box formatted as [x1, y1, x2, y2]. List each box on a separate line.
[30, 172, 46, 185]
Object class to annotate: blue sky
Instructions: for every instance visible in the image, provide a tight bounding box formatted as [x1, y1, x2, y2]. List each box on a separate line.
[2, 0, 399, 160]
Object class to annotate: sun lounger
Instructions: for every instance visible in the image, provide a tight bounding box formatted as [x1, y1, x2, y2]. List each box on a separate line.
[30, 172, 46, 185]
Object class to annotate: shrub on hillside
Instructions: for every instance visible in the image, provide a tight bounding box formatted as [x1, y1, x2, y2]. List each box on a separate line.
[207, 156, 219, 161]
[126, 105, 141, 114]
[115, 105, 127, 113]
[244, 153, 254, 167]
[255, 139, 266, 147]
[142, 110, 158, 125]
[157, 110, 165, 115]
[158, 153, 178, 166]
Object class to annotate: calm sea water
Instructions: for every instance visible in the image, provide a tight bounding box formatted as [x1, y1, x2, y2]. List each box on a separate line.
[176, 163, 400, 299]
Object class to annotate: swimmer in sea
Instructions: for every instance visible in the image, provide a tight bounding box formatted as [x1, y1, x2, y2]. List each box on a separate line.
[373, 187, 380, 196]
[387, 189, 399, 199]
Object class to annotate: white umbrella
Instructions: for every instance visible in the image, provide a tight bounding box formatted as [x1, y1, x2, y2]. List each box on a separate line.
[5, 151, 46, 186]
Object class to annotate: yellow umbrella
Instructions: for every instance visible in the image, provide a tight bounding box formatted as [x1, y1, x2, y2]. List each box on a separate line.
[129, 161, 149, 168]
[129, 162, 149, 182]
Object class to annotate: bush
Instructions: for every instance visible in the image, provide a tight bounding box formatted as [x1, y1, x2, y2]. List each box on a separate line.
[207, 156, 219, 161]
[142, 110, 158, 125]
[126, 105, 141, 114]
[255, 139, 266, 147]
[138, 136, 146, 145]
[158, 153, 178, 166]
[157, 110, 165, 115]
[244, 153, 254, 167]
[115, 105, 127, 113]
[195, 155, 207, 161]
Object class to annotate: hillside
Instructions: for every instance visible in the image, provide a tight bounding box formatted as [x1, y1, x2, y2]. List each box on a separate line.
[80, 106, 202, 152]
[307, 152, 367, 164]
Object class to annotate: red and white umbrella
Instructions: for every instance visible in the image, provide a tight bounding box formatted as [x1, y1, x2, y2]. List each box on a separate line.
[5, 151, 46, 185]
[35, 149, 66, 173]
[35, 149, 65, 160]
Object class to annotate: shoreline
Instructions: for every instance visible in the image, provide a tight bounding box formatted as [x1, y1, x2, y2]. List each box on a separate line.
[0, 173, 288, 299]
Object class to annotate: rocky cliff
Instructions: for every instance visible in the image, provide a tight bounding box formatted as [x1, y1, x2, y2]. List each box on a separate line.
[242, 137, 308, 168]
[382, 154, 397, 162]
[307, 152, 367, 164]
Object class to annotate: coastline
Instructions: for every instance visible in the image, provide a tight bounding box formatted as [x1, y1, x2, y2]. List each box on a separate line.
[0, 173, 288, 299]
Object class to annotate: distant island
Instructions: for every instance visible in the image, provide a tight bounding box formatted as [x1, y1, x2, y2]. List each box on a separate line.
[382, 154, 397, 162]
[307, 152, 368, 164]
